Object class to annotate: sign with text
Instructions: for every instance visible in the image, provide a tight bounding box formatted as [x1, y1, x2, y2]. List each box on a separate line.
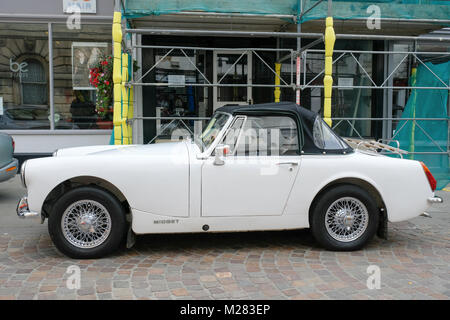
[63, 0, 97, 14]
[338, 77, 354, 90]
[168, 75, 186, 87]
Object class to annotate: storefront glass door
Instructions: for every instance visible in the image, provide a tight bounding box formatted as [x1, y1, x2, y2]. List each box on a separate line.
[213, 51, 252, 110]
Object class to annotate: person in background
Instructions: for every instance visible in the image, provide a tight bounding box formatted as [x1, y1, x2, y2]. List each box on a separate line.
[70, 90, 96, 129]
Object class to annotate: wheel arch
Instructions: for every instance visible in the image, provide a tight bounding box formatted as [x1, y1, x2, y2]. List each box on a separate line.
[308, 177, 387, 224]
[41, 176, 130, 218]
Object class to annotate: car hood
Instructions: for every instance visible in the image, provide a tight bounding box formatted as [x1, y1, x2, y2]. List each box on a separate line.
[54, 141, 190, 158]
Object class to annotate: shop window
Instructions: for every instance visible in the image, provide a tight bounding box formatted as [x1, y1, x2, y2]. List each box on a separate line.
[21, 58, 48, 105]
[0, 22, 114, 130]
[53, 24, 113, 130]
[153, 49, 201, 136]
[0, 22, 52, 130]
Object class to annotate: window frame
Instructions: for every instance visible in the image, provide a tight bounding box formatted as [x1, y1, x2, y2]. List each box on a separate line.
[18, 56, 49, 107]
[312, 116, 350, 151]
[197, 112, 234, 158]
[220, 113, 302, 157]
[218, 115, 247, 156]
[0, 22, 115, 134]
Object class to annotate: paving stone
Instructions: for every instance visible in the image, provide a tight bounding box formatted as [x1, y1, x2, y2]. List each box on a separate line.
[39, 285, 57, 293]
[98, 293, 113, 300]
[112, 288, 133, 299]
[171, 288, 189, 297]
[113, 281, 130, 288]
[132, 288, 151, 298]
[56, 287, 77, 295]
[77, 287, 95, 296]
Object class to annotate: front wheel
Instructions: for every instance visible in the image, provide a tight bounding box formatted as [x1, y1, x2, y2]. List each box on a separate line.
[48, 186, 127, 259]
[310, 185, 379, 251]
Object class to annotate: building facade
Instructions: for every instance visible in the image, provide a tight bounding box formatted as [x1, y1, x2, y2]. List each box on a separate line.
[0, 0, 114, 160]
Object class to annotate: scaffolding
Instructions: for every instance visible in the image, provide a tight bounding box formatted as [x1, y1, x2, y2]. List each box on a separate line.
[114, 0, 450, 187]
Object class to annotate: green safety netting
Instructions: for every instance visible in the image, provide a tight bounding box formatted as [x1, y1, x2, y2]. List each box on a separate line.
[391, 61, 450, 190]
[123, 0, 450, 23]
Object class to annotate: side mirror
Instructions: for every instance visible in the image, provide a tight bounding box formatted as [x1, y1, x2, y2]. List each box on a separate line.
[213, 144, 230, 166]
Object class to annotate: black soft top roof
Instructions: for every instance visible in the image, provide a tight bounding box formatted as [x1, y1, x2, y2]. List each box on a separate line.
[216, 102, 317, 123]
[215, 102, 352, 154]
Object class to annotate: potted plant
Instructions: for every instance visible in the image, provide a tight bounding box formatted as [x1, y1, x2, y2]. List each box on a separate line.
[89, 55, 113, 129]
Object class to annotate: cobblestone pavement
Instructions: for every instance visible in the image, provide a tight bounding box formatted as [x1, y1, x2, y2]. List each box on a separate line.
[0, 176, 449, 300]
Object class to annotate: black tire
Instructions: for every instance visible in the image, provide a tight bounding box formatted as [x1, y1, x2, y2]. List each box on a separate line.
[310, 184, 379, 251]
[48, 186, 127, 259]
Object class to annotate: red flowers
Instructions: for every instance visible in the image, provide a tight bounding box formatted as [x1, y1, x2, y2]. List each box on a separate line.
[89, 54, 113, 120]
[89, 67, 101, 87]
[89, 56, 112, 89]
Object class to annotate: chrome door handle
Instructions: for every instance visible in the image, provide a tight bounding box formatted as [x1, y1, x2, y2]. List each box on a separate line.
[276, 162, 299, 166]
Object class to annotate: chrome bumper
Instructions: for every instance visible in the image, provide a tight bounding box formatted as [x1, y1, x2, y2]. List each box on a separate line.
[16, 197, 39, 218]
[427, 196, 443, 204]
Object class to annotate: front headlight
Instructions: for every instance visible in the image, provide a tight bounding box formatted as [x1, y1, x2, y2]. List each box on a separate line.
[20, 160, 27, 188]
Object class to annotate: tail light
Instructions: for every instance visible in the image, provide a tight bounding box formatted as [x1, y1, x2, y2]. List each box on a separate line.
[11, 137, 15, 152]
[420, 162, 436, 191]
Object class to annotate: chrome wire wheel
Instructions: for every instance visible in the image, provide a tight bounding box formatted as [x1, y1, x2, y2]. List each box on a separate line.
[325, 197, 369, 242]
[61, 200, 112, 249]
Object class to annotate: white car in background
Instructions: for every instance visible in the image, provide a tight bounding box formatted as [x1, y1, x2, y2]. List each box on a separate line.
[17, 102, 442, 258]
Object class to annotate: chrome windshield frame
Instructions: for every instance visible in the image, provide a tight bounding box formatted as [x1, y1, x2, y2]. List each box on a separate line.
[196, 112, 234, 159]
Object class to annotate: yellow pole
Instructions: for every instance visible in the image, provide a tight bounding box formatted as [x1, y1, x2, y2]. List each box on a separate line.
[274, 63, 281, 103]
[323, 16, 335, 127]
[113, 11, 123, 145]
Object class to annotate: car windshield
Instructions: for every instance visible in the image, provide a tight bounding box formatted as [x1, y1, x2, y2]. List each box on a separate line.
[197, 113, 230, 151]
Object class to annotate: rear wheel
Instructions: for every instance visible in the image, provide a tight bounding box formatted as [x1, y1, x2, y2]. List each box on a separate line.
[48, 186, 127, 259]
[310, 185, 379, 251]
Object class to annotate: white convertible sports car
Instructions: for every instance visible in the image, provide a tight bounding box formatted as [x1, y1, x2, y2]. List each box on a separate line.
[17, 102, 442, 258]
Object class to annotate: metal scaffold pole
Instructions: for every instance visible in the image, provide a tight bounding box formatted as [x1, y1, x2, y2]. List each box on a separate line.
[296, 0, 302, 106]
[125, 28, 450, 43]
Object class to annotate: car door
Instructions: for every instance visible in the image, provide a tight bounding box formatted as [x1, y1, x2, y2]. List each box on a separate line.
[201, 114, 301, 217]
